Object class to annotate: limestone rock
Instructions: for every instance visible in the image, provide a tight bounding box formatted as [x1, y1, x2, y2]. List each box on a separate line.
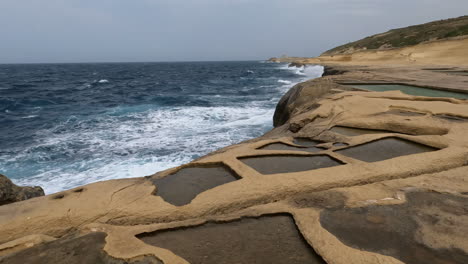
[273, 77, 349, 127]
[0, 174, 44, 206]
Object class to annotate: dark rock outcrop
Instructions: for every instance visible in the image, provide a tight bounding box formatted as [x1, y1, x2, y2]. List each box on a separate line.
[273, 84, 302, 127]
[322, 66, 348, 76]
[273, 66, 350, 127]
[0, 232, 162, 264]
[288, 62, 305, 68]
[0, 174, 44, 206]
[273, 78, 346, 127]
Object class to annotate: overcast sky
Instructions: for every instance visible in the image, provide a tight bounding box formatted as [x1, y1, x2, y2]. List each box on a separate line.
[0, 0, 467, 63]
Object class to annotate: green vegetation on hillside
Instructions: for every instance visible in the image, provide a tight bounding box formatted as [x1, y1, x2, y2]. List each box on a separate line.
[323, 16, 468, 55]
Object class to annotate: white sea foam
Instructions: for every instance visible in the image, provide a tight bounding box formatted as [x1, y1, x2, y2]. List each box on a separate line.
[8, 63, 324, 194]
[279, 64, 324, 79]
[278, 80, 292, 85]
[21, 115, 38, 119]
[274, 64, 324, 93]
[13, 104, 274, 194]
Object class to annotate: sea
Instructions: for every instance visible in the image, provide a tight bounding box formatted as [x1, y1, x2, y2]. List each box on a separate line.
[0, 61, 323, 194]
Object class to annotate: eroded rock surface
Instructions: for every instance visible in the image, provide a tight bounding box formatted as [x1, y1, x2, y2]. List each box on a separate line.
[0, 174, 44, 206]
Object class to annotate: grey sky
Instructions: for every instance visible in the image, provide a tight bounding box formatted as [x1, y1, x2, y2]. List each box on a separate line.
[0, 0, 467, 63]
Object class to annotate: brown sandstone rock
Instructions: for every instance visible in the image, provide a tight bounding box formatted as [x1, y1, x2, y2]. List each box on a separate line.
[0, 174, 44, 206]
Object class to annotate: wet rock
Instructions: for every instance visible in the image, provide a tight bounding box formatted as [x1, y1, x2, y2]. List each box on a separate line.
[240, 155, 343, 174]
[289, 62, 305, 68]
[273, 83, 302, 127]
[0, 232, 161, 264]
[150, 165, 239, 206]
[0, 174, 44, 206]
[138, 214, 325, 264]
[273, 79, 343, 127]
[322, 66, 348, 76]
[330, 126, 392, 136]
[259, 140, 325, 153]
[435, 114, 468, 122]
[290, 190, 347, 209]
[335, 137, 438, 162]
[320, 191, 468, 264]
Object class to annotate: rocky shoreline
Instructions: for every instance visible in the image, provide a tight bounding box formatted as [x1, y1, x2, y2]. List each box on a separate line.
[0, 174, 44, 206]
[1, 60, 468, 263]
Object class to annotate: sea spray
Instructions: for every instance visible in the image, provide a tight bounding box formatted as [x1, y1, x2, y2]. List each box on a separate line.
[0, 61, 323, 193]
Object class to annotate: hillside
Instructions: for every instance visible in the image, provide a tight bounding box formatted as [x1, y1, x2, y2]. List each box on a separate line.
[323, 16, 468, 55]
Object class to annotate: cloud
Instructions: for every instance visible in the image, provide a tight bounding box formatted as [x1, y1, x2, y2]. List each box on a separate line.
[0, 0, 467, 62]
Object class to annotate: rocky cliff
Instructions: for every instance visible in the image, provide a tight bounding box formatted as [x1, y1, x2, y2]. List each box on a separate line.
[269, 16, 468, 66]
[323, 16, 468, 55]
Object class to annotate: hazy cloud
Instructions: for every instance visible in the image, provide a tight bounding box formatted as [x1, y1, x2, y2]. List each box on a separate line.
[0, 0, 466, 63]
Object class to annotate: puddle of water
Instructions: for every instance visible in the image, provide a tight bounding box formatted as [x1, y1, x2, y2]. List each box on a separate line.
[331, 126, 391, 136]
[384, 109, 426, 117]
[422, 68, 455, 71]
[240, 155, 343, 174]
[435, 114, 468, 122]
[333, 143, 349, 147]
[138, 214, 326, 264]
[293, 138, 322, 147]
[150, 165, 239, 206]
[320, 192, 468, 264]
[260, 143, 324, 153]
[345, 84, 468, 99]
[433, 70, 468, 76]
[335, 138, 437, 162]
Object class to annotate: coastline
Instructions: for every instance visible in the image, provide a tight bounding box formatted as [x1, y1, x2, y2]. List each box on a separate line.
[3, 10, 468, 264]
[2, 61, 323, 195]
[1, 60, 468, 263]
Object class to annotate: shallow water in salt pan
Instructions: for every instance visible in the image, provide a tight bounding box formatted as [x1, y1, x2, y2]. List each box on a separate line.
[138, 214, 325, 264]
[151, 165, 239, 206]
[336, 137, 438, 162]
[240, 155, 343, 174]
[346, 84, 468, 99]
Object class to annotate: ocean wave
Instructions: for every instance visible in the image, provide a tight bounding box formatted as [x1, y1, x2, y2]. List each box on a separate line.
[278, 64, 324, 79]
[2, 61, 324, 194]
[274, 64, 324, 93]
[21, 115, 38, 119]
[11, 104, 273, 193]
[278, 79, 292, 85]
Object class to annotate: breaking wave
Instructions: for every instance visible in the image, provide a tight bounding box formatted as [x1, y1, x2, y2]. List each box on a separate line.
[0, 61, 323, 193]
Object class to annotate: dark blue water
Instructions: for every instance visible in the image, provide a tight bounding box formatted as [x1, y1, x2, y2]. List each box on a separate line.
[0, 61, 323, 193]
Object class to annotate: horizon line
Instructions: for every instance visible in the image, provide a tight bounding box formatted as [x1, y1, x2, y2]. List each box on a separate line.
[0, 59, 274, 66]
